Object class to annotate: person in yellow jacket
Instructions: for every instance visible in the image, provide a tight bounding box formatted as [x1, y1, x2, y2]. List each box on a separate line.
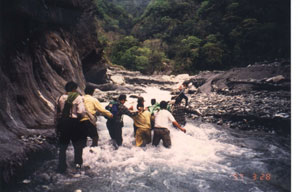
[133, 103, 153, 147]
[81, 86, 113, 147]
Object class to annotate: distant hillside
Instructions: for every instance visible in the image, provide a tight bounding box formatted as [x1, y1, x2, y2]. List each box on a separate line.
[111, 0, 151, 17]
[131, 0, 290, 72]
[94, 0, 290, 74]
[94, 0, 133, 34]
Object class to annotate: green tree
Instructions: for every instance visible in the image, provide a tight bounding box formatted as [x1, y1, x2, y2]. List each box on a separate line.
[198, 42, 224, 69]
[110, 36, 139, 65]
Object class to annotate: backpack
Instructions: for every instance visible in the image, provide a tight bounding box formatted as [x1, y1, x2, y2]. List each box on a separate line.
[106, 101, 119, 116]
[148, 103, 160, 114]
[61, 92, 79, 118]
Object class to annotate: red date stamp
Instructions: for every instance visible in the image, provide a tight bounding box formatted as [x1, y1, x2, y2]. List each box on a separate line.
[232, 173, 271, 181]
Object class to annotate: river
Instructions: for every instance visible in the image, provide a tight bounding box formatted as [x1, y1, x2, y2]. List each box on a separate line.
[11, 86, 290, 192]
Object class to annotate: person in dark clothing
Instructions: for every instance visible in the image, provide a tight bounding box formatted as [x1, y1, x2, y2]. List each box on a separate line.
[106, 94, 136, 148]
[105, 99, 118, 140]
[55, 81, 86, 173]
[172, 97, 201, 126]
[177, 82, 189, 106]
[151, 99, 156, 106]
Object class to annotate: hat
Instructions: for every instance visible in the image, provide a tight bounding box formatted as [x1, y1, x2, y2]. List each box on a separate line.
[137, 97, 144, 104]
[119, 94, 127, 101]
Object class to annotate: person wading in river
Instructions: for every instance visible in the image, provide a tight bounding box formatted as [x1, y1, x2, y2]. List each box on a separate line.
[80, 86, 113, 147]
[148, 98, 160, 115]
[133, 103, 153, 147]
[133, 96, 145, 137]
[172, 97, 201, 127]
[177, 82, 189, 106]
[106, 94, 135, 148]
[55, 81, 86, 173]
[153, 100, 186, 148]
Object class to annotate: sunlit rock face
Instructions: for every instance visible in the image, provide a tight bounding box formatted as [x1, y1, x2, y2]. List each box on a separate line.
[0, 0, 107, 186]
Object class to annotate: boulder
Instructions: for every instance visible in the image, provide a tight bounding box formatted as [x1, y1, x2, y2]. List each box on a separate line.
[266, 75, 285, 83]
[110, 75, 125, 85]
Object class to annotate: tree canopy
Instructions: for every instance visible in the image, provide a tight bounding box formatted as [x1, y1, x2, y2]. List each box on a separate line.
[94, 0, 290, 74]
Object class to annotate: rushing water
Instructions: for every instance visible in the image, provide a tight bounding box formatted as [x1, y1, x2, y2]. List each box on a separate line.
[12, 87, 290, 192]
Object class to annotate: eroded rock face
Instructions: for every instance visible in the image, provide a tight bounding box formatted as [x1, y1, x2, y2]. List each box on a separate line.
[0, 0, 106, 187]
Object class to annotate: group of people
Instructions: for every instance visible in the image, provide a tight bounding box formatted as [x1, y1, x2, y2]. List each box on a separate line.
[55, 81, 200, 173]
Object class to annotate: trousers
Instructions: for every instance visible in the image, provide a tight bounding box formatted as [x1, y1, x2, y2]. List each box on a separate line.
[107, 119, 123, 146]
[81, 120, 99, 147]
[152, 127, 171, 148]
[57, 118, 86, 172]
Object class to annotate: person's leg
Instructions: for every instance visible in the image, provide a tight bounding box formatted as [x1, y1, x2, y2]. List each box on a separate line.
[140, 129, 151, 147]
[161, 129, 171, 148]
[106, 119, 114, 140]
[114, 123, 123, 146]
[144, 129, 152, 145]
[71, 119, 86, 167]
[152, 129, 161, 146]
[133, 124, 138, 137]
[135, 128, 143, 147]
[86, 121, 99, 147]
[73, 138, 86, 166]
[58, 143, 68, 172]
[57, 119, 70, 173]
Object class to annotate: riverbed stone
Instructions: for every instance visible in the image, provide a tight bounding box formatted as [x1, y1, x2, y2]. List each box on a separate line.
[110, 75, 125, 85]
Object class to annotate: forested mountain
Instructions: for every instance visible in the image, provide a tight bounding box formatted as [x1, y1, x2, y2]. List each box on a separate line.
[94, 0, 133, 34]
[96, 0, 290, 74]
[111, 0, 151, 17]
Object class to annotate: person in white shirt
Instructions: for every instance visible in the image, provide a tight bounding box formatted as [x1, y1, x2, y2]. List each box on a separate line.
[153, 101, 186, 148]
[55, 81, 86, 173]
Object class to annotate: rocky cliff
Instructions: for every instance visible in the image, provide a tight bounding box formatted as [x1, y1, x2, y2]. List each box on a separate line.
[0, 0, 107, 187]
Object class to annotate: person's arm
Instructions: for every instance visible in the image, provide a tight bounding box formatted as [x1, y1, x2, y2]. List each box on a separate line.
[168, 111, 186, 133]
[94, 99, 113, 118]
[172, 121, 186, 133]
[120, 105, 138, 117]
[77, 96, 86, 117]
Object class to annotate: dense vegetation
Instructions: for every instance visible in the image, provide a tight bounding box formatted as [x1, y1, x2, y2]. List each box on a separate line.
[111, 0, 151, 17]
[94, 0, 290, 74]
[94, 0, 133, 34]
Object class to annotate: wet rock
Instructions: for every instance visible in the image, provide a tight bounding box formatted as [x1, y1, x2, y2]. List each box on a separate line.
[192, 61, 290, 95]
[188, 77, 207, 88]
[191, 89, 290, 135]
[22, 179, 31, 184]
[188, 85, 197, 94]
[110, 75, 125, 85]
[265, 75, 285, 83]
[174, 74, 190, 82]
[87, 82, 118, 91]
